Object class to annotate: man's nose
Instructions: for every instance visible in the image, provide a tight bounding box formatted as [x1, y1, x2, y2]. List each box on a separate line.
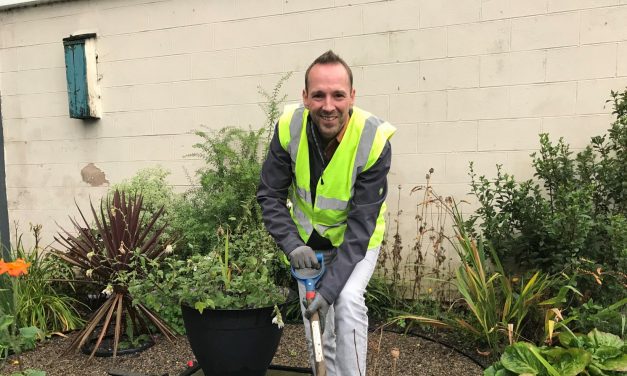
[322, 97, 334, 111]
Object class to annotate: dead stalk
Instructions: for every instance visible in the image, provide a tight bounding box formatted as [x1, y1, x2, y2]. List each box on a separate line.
[391, 347, 400, 376]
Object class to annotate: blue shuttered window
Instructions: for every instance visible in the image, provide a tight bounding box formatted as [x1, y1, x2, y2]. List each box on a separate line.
[64, 40, 89, 118]
[63, 33, 101, 119]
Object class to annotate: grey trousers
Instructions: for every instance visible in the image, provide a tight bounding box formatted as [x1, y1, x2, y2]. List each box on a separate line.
[297, 247, 379, 376]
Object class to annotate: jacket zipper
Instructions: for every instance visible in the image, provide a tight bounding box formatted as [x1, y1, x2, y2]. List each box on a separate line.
[310, 123, 327, 187]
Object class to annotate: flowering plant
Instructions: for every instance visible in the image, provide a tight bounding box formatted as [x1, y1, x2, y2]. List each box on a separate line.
[0, 258, 43, 375]
[0, 259, 30, 277]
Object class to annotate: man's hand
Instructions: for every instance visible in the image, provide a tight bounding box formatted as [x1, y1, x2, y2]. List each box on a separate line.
[289, 245, 320, 269]
[304, 294, 330, 333]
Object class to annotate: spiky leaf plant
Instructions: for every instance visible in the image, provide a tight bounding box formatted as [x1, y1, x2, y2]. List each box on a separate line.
[54, 190, 176, 357]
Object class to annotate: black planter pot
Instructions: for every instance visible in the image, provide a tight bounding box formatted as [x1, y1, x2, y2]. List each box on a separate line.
[181, 303, 286, 376]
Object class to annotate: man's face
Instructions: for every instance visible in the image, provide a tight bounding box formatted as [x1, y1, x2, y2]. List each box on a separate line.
[302, 63, 355, 141]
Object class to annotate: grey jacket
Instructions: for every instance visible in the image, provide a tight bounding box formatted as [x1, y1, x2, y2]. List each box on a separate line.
[257, 115, 392, 304]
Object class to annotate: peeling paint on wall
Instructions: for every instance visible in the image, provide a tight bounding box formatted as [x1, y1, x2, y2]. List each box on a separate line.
[81, 163, 108, 186]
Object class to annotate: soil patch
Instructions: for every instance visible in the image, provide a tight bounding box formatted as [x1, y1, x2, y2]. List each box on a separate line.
[3, 324, 483, 376]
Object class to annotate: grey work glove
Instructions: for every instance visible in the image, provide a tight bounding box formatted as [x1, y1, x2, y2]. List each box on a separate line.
[288, 245, 320, 269]
[304, 294, 330, 333]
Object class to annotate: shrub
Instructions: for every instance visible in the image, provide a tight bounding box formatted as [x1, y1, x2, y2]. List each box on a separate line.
[109, 166, 179, 245]
[176, 126, 269, 254]
[566, 298, 626, 338]
[54, 190, 176, 357]
[174, 74, 291, 256]
[451, 200, 578, 356]
[468, 88, 627, 304]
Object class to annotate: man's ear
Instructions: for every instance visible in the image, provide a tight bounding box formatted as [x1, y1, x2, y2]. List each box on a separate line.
[302, 89, 309, 109]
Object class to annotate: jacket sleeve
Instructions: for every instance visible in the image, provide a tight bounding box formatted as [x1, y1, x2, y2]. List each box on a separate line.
[257, 124, 305, 255]
[316, 141, 392, 304]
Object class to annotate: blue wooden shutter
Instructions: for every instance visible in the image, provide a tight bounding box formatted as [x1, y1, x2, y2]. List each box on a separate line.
[63, 33, 101, 119]
[64, 40, 88, 118]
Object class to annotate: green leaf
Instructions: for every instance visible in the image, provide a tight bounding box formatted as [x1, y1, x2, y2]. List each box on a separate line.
[525, 344, 562, 376]
[501, 343, 545, 375]
[559, 331, 583, 348]
[484, 362, 517, 376]
[0, 315, 14, 331]
[587, 364, 609, 376]
[23, 370, 46, 376]
[595, 353, 627, 372]
[194, 301, 207, 314]
[593, 346, 622, 361]
[482, 366, 497, 376]
[18, 326, 41, 340]
[587, 329, 624, 350]
[194, 299, 215, 314]
[542, 347, 591, 376]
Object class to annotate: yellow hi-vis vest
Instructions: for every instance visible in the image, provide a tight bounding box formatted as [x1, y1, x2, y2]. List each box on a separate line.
[277, 104, 396, 250]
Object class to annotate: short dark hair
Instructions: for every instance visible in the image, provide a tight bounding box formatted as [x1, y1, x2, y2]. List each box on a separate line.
[304, 50, 353, 91]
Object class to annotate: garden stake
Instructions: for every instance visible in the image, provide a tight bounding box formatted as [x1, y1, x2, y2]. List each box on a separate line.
[291, 253, 327, 376]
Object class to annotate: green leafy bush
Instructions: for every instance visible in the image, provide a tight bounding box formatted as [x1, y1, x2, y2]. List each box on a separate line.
[176, 73, 291, 257]
[469, 88, 627, 303]
[176, 126, 268, 254]
[110, 166, 180, 245]
[128, 226, 287, 312]
[392, 198, 579, 357]
[485, 329, 627, 376]
[0, 315, 40, 360]
[450, 201, 578, 355]
[566, 298, 626, 338]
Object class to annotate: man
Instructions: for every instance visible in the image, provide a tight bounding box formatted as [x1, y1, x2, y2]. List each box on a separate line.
[257, 50, 395, 375]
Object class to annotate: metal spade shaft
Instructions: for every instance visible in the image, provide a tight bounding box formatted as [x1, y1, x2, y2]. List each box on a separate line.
[291, 254, 327, 376]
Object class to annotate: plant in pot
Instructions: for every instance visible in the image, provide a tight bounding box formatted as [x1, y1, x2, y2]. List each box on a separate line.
[53, 190, 177, 357]
[128, 222, 292, 376]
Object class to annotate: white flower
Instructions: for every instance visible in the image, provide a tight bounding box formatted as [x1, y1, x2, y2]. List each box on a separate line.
[86, 251, 95, 260]
[286, 199, 293, 210]
[272, 315, 284, 329]
[101, 284, 114, 297]
[165, 244, 173, 254]
[271, 305, 284, 329]
[86, 269, 94, 278]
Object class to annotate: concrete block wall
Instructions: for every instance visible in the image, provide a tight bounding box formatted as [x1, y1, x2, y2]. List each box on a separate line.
[1, 0, 626, 253]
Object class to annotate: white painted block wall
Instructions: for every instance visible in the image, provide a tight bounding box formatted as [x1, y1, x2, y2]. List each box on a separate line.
[1, 0, 626, 253]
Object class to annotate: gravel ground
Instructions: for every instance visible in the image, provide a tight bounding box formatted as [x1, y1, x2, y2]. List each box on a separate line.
[3, 324, 483, 376]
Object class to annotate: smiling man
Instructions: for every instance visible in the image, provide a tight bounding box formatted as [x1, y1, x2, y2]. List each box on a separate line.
[257, 50, 396, 375]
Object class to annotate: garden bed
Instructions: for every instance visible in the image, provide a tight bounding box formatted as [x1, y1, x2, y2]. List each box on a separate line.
[4, 324, 483, 376]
